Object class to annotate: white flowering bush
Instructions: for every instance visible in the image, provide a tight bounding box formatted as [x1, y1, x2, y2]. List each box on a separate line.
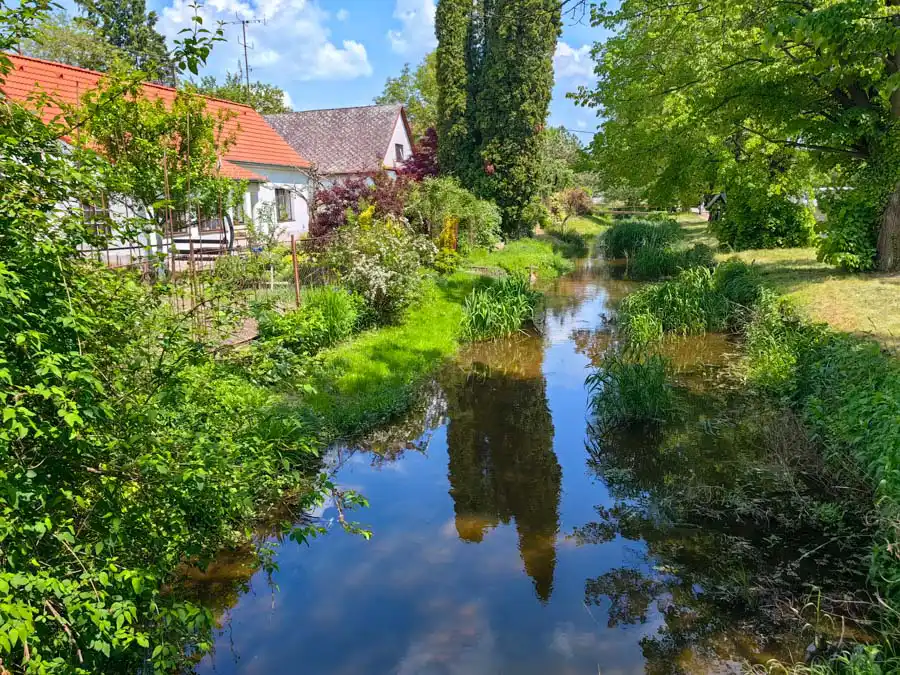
[324, 206, 437, 323]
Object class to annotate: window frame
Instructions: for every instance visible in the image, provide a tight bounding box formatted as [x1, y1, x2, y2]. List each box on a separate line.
[395, 143, 405, 162]
[275, 188, 293, 222]
[81, 195, 113, 237]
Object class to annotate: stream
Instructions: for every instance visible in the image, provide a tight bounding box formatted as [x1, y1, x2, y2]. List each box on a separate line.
[191, 258, 868, 674]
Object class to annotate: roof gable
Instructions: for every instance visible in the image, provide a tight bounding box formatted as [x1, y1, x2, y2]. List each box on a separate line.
[0, 54, 311, 171]
[265, 104, 406, 175]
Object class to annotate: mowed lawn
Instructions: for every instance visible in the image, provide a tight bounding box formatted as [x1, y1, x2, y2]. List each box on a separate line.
[678, 213, 900, 351]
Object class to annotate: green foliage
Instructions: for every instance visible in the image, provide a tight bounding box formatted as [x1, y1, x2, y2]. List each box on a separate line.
[817, 183, 882, 272]
[629, 243, 716, 280]
[577, 0, 900, 270]
[434, 248, 462, 274]
[435, 0, 473, 179]
[307, 274, 475, 436]
[324, 207, 437, 323]
[602, 217, 682, 258]
[258, 286, 360, 355]
[375, 52, 437, 139]
[74, 0, 172, 82]
[586, 352, 677, 428]
[436, 0, 561, 237]
[405, 176, 502, 252]
[20, 11, 127, 71]
[711, 185, 816, 250]
[544, 229, 590, 258]
[461, 275, 538, 341]
[192, 71, 292, 114]
[464, 238, 574, 279]
[620, 260, 764, 336]
[742, 301, 900, 609]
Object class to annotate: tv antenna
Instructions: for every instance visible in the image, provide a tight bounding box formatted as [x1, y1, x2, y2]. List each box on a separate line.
[223, 15, 266, 96]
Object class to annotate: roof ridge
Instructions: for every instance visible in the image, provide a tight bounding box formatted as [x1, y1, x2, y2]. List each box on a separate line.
[5, 53, 258, 112]
[267, 103, 403, 116]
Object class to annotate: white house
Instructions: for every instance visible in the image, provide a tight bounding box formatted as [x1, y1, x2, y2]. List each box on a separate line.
[264, 104, 414, 185]
[1, 54, 313, 265]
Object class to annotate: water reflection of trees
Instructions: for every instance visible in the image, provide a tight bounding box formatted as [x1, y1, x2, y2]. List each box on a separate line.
[444, 339, 561, 604]
[577, 403, 876, 671]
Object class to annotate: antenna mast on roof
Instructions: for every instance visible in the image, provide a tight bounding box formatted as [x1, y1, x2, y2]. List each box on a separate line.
[223, 14, 266, 98]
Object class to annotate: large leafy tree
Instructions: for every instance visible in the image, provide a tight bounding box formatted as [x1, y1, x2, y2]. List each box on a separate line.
[20, 11, 126, 71]
[74, 0, 172, 82]
[375, 52, 437, 139]
[193, 71, 291, 114]
[436, 0, 561, 237]
[578, 0, 900, 270]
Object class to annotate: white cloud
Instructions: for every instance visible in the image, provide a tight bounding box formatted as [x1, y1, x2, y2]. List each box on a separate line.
[336, 8, 349, 21]
[576, 119, 587, 129]
[388, 0, 436, 56]
[553, 42, 594, 80]
[282, 90, 294, 110]
[158, 0, 372, 82]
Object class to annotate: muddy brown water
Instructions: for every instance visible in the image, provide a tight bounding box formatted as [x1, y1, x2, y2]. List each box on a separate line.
[191, 259, 866, 675]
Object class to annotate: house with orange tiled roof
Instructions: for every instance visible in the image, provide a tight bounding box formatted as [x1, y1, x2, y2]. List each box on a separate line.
[1, 54, 314, 261]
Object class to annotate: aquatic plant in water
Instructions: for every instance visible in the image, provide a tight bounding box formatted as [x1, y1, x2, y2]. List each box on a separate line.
[461, 274, 539, 341]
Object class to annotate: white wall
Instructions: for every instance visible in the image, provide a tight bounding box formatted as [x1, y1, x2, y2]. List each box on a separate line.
[382, 114, 413, 171]
[233, 161, 311, 240]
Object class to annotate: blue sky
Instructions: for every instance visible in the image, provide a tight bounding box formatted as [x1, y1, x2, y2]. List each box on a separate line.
[148, 0, 603, 139]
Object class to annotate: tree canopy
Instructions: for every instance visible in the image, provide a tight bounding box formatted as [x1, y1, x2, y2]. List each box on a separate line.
[193, 72, 292, 114]
[436, 0, 561, 237]
[74, 0, 172, 82]
[577, 0, 900, 270]
[375, 52, 437, 140]
[20, 11, 126, 71]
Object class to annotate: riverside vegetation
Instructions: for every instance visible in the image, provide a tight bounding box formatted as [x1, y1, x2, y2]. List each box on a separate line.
[586, 215, 900, 673]
[0, 12, 584, 670]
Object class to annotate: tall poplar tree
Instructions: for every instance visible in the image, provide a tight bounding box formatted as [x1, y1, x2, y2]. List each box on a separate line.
[435, 0, 472, 179]
[435, 0, 561, 237]
[476, 0, 561, 236]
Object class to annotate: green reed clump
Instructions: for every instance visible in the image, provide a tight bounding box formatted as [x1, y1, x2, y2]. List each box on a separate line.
[620, 260, 764, 338]
[602, 217, 682, 258]
[461, 274, 539, 341]
[586, 351, 677, 428]
[629, 242, 716, 280]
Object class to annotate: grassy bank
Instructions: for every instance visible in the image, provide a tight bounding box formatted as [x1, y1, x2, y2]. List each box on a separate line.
[305, 274, 474, 436]
[678, 213, 900, 351]
[463, 237, 574, 279]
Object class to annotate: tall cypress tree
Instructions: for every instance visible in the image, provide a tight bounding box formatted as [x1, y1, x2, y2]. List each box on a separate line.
[435, 0, 473, 179]
[435, 0, 561, 238]
[476, 0, 561, 237]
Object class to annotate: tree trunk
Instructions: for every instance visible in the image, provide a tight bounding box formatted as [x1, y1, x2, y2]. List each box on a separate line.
[878, 182, 900, 272]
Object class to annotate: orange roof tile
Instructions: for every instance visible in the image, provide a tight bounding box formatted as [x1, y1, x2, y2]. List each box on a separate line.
[0, 54, 311, 172]
[219, 159, 266, 181]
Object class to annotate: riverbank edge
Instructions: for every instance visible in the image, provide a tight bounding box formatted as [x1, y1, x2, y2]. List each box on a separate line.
[606, 220, 900, 667]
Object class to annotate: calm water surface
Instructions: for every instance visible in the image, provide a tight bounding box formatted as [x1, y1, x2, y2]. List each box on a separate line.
[193, 261, 840, 675]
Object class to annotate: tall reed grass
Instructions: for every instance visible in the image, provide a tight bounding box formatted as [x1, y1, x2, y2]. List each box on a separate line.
[586, 351, 677, 429]
[602, 217, 682, 259]
[461, 274, 539, 341]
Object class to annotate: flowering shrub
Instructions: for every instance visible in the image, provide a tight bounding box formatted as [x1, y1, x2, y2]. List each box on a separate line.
[324, 206, 437, 322]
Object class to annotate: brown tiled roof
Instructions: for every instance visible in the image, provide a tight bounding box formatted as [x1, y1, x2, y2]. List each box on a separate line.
[265, 104, 407, 176]
[1, 54, 311, 174]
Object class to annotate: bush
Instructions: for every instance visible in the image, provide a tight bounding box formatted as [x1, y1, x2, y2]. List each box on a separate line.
[628, 242, 716, 280]
[711, 188, 816, 251]
[405, 176, 502, 252]
[324, 206, 436, 323]
[461, 274, 539, 340]
[434, 247, 462, 274]
[817, 188, 880, 271]
[602, 217, 682, 258]
[619, 260, 764, 337]
[313, 177, 371, 238]
[586, 352, 677, 429]
[545, 228, 590, 258]
[258, 286, 359, 355]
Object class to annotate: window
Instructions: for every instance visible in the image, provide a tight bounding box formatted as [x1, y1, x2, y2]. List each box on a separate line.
[81, 196, 112, 236]
[275, 188, 293, 222]
[395, 143, 405, 162]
